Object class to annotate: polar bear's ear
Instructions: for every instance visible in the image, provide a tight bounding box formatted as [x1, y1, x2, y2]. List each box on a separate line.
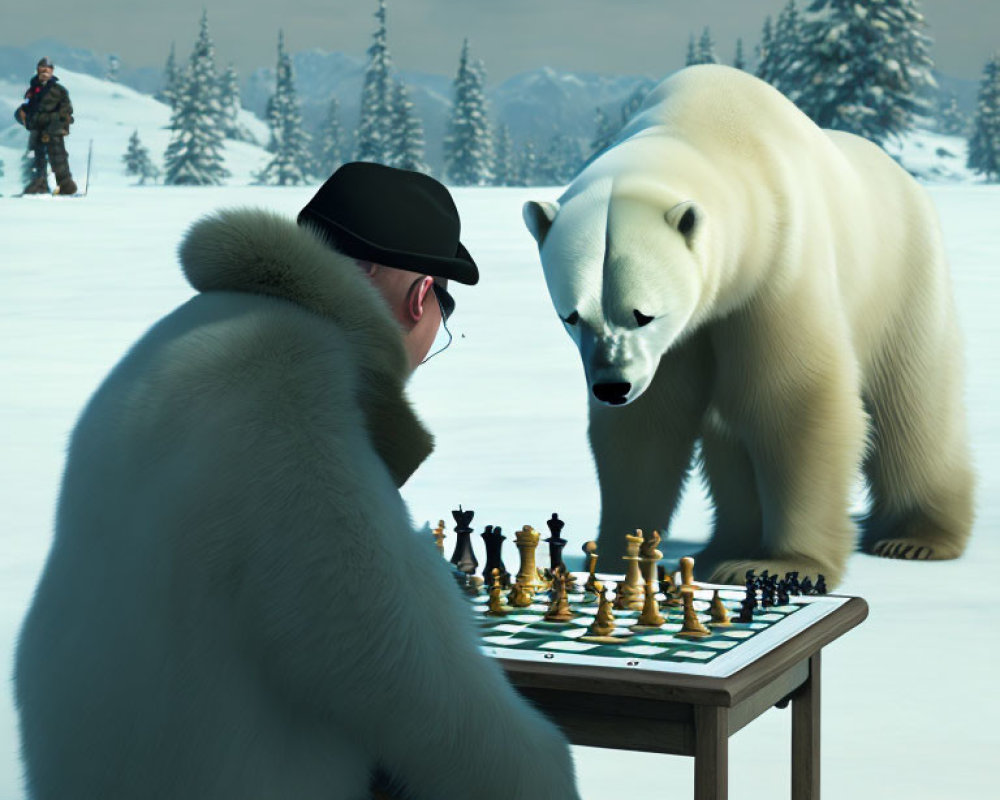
[522, 201, 560, 245]
[665, 201, 700, 247]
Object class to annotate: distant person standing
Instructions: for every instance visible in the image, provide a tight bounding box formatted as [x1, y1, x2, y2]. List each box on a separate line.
[15, 57, 77, 195]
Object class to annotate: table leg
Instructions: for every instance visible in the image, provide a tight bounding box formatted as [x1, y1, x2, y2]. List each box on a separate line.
[791, 653, 821, 799]
[694, 705, 728, 800]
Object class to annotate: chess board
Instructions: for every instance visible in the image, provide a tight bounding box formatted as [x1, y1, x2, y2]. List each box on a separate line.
[471, 575, 850, 678]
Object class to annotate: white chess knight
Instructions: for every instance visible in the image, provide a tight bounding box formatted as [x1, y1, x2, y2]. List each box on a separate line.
[14, 166, 580, 799]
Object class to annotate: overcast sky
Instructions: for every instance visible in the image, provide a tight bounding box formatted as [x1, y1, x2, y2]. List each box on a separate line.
[3, 0, 996, 83]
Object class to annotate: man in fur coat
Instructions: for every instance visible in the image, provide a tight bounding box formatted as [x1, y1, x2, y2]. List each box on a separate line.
[14, 163, 581, 800]
[15, 57, 77, 195]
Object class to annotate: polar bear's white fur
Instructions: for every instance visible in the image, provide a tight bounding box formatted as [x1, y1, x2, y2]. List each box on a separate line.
[524, 65, 974, 587]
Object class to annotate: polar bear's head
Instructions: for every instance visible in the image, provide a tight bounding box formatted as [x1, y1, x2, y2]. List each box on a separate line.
[523, 175, 704, 406]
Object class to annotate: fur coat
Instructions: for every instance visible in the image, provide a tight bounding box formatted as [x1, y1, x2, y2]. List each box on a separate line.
[14, 209, 580, 800]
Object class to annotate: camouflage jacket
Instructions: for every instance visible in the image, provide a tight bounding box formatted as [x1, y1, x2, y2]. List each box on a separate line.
[19, 75, 74, 136]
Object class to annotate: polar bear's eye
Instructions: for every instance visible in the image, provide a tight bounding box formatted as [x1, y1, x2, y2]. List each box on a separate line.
[562, 311, 579, 325]
[634, 310, 654, 327]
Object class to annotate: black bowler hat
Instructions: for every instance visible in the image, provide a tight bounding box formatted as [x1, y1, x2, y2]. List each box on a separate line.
[298, 162, 479, 285]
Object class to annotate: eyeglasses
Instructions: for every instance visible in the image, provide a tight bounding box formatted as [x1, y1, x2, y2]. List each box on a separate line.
[430, 280, 455, 322]
[422, 279, 454, 364]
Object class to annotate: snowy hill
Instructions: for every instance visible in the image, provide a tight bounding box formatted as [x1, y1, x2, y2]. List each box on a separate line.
[0, 68, 271, 195]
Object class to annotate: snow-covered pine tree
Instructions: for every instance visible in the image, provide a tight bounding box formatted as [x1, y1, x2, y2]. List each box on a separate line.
[538, 133, 583, 185]
[492, 122, 516, 186]
[390, 80, 430, 173]
[685, 34, 698, 67]
[734, 38, 747, 71]
[316, 96, 345, 179]
[760, 1, 807, 100]
[795, 0, 936, 146]
[517, 140, 538, 186]
[936, 92, 968, 136]
[586, 82, 651, 162]
[122, 130, 160, 184]
[967, 53, 1000, 181]
[755, 16, 775, 81]
[257, 30, 314, 185]
[219, 63, 253, 142]
[444, 42, 494, 185]
[356, 0, 395, 164]
[163, 11, 230, 185]
[157, 42, 182, 111]
[697, 27, 719, 65]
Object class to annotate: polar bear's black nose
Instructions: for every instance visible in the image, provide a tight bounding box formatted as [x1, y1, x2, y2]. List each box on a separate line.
[592, 382, 631, 405]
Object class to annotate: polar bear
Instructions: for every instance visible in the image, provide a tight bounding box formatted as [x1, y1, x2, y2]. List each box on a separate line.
[523, 65, 974, 588]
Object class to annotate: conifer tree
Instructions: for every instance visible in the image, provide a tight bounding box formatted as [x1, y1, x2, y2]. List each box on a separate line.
[219, 63, 253, 142]
[390, 80, 430, 174]
[356, 0, 395, 164]
[758, 1, 806, 99]
[967, 53, 1000, 181]
[492, 122, 516, 186]
[733, 38, 746, 71]
[257, 30, 314, 185]
[795, 0, 936, 145]
[936, 92, 968, 136]
[163, 11, 230, 185]
[587, 83, 650, 162]
[685, 34, 698, 67]
[122, 130, 160, 184]
[157, 42, 182, 110]
[697, 27, 718, 64]
[517, 140, 538, 186]
[756, 16, 775, 81]
[538, 133, 583, 185]
[444, 42, 494, 185]
[316, 96, 346, 178]
[106, 54, 120, 82]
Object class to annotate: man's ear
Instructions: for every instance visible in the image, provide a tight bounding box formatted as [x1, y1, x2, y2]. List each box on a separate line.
[406, 275, 435, 323]
[522, 200, 560, 246]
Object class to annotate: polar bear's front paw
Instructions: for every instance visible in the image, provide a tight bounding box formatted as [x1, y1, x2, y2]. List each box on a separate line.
[706, 558, 840, 590]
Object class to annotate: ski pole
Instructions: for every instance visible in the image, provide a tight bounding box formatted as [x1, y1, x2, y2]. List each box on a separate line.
[84, 139, 93, 196]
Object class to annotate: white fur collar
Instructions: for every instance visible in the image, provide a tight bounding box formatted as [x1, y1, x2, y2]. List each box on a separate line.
[178, 207, 433, 485]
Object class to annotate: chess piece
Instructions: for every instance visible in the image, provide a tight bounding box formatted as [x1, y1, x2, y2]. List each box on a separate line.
[776, 581, 790, 607]
[583, 541, 599, 594]
[586, 581, 617, 637]
[614, 530, 645, 610]
[543, 568, 575, 622]
[658, 564, 682, 607]
[799, 576, 814, 595]
[786, 571, 802, 596]
[432, 520, 447, 556]
[737, 592, 756, 623]
[710, 590, 731, 625]
[635, 582, 665, 627]
[545, 513, 568, 574]
[676, 588, 711, 638]
[814, 574, 828, 595]
[449, 506, 478, 575]
[639, 530, 663, 588]
[514, 525, 541, 592]
[679, 556, 700, 592]
[481, 525, 511, 587]
[507, 580, 533, 608]
[485, 569, 510, 617]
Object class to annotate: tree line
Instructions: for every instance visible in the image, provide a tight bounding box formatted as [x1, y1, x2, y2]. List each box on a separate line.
[119, 0, 1000, 187]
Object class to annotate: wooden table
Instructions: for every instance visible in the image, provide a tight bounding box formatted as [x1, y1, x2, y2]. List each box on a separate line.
[493, 595, 868, 800]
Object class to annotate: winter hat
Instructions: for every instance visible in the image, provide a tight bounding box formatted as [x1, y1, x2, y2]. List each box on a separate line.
[37, 57, 53, 68]
[298, 162, 479, 285]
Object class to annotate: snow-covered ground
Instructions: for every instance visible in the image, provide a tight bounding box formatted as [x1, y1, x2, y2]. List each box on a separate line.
[1, 180, 998, 799]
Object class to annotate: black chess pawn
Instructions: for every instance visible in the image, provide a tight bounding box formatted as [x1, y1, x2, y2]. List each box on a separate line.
[786, 571, 801, 596]
[776, 581, 790, 606]
[799, 576, 814, 595]
[544, 513, 568, 574]
[449, 506, 478, 575]
[481, 525, 511, 587]
[737, 593, 756, 623]
[814, 574, 828, 595]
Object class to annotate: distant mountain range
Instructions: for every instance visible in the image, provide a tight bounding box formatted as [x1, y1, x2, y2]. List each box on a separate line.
[0, 38, 981, 177]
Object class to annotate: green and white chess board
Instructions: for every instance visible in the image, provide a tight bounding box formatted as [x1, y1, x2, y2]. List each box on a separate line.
[472, 577, 849, 678]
